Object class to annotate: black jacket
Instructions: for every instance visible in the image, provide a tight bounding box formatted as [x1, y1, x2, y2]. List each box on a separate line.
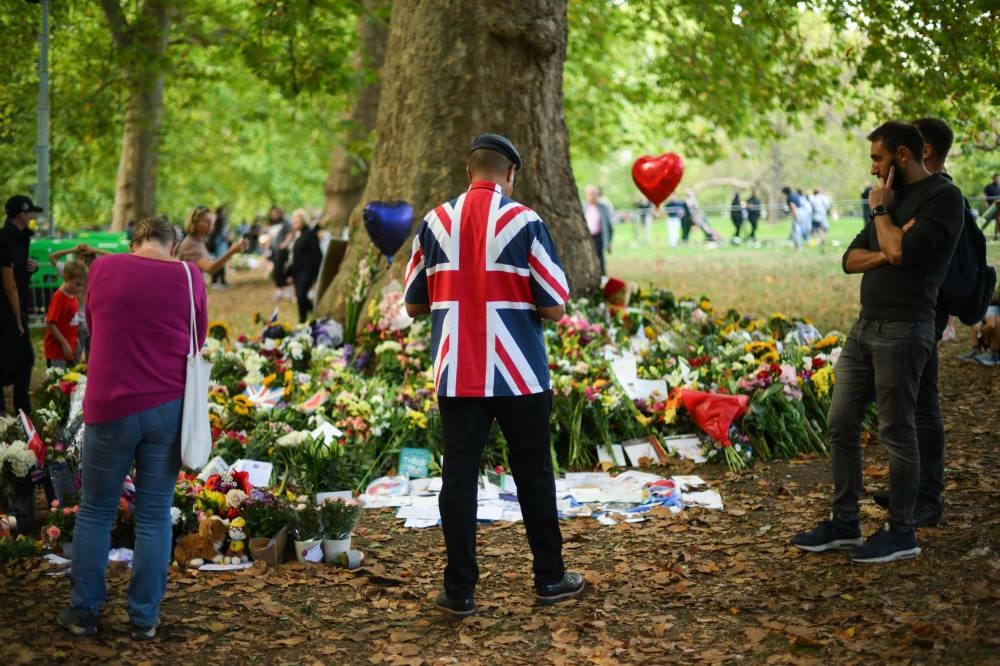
[289, 227, 322, 289]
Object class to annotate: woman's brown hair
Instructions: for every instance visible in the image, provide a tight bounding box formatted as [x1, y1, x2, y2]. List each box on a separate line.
[184, 206, 212, 236]
[131, 216, 177, 248]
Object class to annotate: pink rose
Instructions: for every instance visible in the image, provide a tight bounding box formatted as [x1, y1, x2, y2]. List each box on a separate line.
[46, 525, 61, 540]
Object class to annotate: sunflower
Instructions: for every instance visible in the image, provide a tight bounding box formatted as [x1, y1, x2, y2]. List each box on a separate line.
[208, 320, 231, 341]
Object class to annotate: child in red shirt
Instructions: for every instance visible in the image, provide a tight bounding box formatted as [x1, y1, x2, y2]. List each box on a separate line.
[44, 260, 87, 368]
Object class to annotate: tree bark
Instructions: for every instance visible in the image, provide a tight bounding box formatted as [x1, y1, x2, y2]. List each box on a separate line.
[104, 1, 171, 231]
[316, 0, 599, 326]
[320, 0, 388, 238]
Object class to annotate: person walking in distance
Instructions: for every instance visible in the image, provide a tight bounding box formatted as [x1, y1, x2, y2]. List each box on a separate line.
[791, 121, 963, 563]
[404, 133, 585, 616]
[583, 185, 611, 275]
[745, 189, 762, 245]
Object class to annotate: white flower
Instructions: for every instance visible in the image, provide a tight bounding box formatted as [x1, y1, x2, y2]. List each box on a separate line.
[5, 441, 35, 477]
[277, 430, 309, 447]
[374, 340, 402, 354]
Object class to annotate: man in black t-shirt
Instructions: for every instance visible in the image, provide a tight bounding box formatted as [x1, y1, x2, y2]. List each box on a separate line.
[0, 195, 41, 414]
[791, 122, 963, 564]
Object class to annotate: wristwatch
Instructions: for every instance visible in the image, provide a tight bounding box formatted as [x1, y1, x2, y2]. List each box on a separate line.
[872, 204, 889, 217]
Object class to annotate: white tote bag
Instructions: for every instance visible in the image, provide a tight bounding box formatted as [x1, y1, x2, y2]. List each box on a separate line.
[180, 262, 214, 470]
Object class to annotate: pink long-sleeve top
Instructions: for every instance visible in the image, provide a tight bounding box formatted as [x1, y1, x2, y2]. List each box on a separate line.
[83, 254, 208, 424]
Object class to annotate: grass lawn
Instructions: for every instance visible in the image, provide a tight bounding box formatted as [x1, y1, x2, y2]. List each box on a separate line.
[607, 216, 1000, 332]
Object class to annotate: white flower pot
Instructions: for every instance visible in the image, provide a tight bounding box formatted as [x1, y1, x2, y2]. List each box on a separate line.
[294, 538, 323, 564]
[322, 537, 352, 564]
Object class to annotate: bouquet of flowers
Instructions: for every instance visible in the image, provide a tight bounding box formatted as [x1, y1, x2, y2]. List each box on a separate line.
[319, 497, 360, 540]
[0, 439, 37, 498]
[41, 498, 78, 551]
[237, 489, 287, 539]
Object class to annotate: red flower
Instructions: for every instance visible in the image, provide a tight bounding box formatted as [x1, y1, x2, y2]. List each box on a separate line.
[812, 357, 826, 369]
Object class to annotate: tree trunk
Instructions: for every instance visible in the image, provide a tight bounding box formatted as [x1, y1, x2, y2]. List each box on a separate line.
[106, 1, 170, 231]
[320, 0, 388, 238]
[317, 0, 599, 326]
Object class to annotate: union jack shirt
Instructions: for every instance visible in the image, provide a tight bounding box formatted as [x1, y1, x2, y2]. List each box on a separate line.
[404, 181, 570, 397]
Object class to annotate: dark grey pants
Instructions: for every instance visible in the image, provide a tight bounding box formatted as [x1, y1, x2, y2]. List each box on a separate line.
[828, 319, 935, 532]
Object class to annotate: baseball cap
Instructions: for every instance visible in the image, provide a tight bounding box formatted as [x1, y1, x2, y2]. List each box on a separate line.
[5, 195, 43, 217]
[470, 133, 522, 170]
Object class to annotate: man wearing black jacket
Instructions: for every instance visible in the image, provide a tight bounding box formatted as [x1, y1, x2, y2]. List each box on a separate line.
[792, 121, 963, 563]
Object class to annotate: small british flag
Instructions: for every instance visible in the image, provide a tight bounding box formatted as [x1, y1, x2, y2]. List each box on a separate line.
[18, 409, 45, 467]
[243, 385, 286, 409]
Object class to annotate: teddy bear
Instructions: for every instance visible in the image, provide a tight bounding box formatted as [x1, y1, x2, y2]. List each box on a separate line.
[173, 515, 228, 568]
[224, 516, 249, 564]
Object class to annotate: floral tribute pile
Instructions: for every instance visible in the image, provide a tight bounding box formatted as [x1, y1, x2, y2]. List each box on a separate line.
[1, 286, 854, 559]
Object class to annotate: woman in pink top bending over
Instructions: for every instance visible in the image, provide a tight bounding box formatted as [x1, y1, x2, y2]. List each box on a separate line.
[57, 217, 207, 640]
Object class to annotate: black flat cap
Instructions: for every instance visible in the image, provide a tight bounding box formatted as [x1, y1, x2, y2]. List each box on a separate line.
[470, 133, 522, 170]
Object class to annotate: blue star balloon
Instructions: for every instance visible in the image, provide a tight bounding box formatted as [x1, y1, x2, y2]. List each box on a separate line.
[362, 200, 414, 264]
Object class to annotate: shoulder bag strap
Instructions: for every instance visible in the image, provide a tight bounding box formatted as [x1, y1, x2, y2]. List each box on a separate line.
[181, 261, 197, 357]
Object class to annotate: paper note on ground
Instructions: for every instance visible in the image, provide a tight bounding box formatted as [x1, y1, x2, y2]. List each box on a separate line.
[662, 435, 707, 464]
[682, 489, 724, 510]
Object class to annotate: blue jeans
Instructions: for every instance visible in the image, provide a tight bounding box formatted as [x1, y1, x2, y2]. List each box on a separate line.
[828, 319, 935, 532]
[69, 398, 182, 626]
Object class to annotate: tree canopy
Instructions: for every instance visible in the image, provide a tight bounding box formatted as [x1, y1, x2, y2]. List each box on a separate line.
[0, 1, 996, 230]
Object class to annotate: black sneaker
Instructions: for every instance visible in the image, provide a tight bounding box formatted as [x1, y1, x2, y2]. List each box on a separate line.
[57, 607, 99, 636]
[434, 591, 475, 617]
[535, 572, 585, 604]
[850, 525, 921, 563]
[790, 519, 862, 552]
[871, 492, 943, 527]
[131, 618, 160, 640]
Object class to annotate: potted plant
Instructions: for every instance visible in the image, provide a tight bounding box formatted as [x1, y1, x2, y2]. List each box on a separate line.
[288, 498, 322, 564]
[239, 490, 289, 566]
[319, 497, 360, 563]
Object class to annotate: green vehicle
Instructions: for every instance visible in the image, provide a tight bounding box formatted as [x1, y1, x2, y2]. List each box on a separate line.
[26, 233, 129, 319]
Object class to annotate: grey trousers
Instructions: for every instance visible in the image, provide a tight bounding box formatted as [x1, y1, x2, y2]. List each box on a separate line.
[827, 318, 935, 532]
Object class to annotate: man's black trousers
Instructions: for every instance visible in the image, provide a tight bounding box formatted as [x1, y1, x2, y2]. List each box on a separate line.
[437, 390, 564, 599]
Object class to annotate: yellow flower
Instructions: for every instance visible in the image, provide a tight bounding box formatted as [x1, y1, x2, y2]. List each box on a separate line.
[635, 413, 651, 427]
[406, 409, 428, 429]
[662, 407, 677, 425]
[762, 351, 780, 365]
[813, 334, 840, 351]
[232, 394, 251, 416]
[699, 298, 714, 313]
[812, 366, 835, 397]
[63, 371, 81, 383]
[644, 326, 656, 340]
[262, 373, 277, 387]
[208, 320, 231, 341]
[284, 370, 293, 383]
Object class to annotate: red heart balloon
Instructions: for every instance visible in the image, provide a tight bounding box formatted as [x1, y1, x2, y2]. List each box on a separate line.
[631, 153, 684, 206]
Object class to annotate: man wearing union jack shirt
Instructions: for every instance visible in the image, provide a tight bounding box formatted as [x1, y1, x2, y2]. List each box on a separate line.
[405, 134, 585, 616]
